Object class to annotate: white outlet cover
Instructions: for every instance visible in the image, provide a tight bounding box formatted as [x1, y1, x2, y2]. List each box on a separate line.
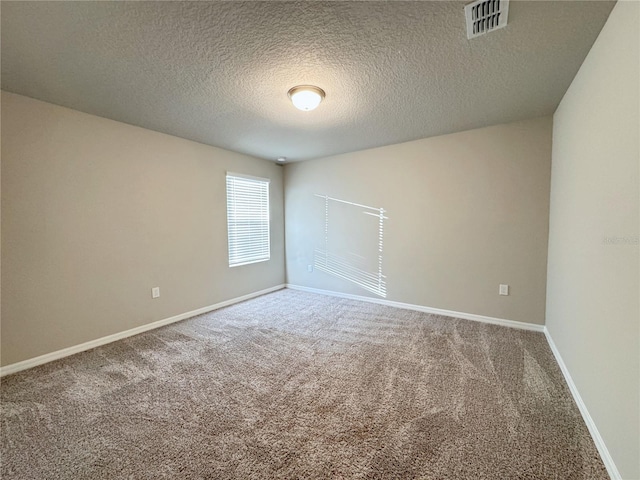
[499, 284, 509, 296]
[152, 287, 160, 298]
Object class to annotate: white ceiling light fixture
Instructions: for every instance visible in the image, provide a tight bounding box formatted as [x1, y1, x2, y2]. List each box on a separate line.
[287, 85, 325, 111]
[276, 156, 286, 163]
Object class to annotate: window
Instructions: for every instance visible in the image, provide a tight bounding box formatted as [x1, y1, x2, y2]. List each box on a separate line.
[226, 173, 270, 267]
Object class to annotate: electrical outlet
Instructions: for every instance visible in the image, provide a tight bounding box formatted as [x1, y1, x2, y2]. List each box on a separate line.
[152, 287, 160, 298]
[499, 284, 509, 296]
[307, 265, 313, 273]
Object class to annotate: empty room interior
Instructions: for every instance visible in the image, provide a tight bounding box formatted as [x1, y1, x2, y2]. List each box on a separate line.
[1, 1, 638, 479]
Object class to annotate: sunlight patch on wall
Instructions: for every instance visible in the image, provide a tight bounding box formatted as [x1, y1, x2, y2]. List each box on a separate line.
[314, 194, 387, 297]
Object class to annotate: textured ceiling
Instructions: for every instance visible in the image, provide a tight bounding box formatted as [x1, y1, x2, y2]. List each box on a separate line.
[1, 1, 615, 162]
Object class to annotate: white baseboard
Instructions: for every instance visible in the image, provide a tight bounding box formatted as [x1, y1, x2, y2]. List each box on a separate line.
[0, 284, 285, 378]
[285, 284, 545, 332]
[543, 328, 621, 480]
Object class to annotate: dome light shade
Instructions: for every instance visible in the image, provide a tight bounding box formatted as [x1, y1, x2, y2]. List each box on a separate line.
[287, 85, 325, 111]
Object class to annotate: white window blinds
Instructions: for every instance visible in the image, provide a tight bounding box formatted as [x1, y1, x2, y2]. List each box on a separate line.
[226, 173, 270, 267]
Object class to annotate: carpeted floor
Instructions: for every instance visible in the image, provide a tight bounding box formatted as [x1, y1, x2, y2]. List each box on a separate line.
[1, 289, 607, 479]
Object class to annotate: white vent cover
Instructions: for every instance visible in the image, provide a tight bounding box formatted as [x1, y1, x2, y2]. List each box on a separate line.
[465, 0, 509, 39]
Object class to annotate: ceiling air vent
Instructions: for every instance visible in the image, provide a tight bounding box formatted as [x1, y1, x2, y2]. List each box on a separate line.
[465, 0, 509, 39]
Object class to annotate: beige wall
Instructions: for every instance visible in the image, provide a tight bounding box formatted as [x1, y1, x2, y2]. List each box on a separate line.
[285, 116, 552, 325]
[546, 1, 639, 478]
[1, 92, 285, 366]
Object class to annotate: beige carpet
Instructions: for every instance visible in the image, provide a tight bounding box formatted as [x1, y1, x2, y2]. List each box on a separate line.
[1, 289, 607, 479]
